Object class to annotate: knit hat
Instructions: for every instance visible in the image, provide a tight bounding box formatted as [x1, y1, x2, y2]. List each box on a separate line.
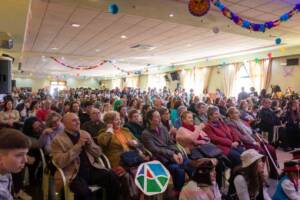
[241, 149, 264, 168]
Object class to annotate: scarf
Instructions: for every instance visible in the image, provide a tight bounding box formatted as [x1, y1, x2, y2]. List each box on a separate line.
[114, 128, 130, 151]
[182, 122, 195, 132]
[162, 120, 171, 131]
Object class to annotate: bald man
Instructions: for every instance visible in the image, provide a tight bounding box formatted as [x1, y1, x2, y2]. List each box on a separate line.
[82, 108, 105, 139]
[51, 112, 120, 200]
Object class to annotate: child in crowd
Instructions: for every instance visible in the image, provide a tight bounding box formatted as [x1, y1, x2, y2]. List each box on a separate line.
[228, 149, 271, 200]
[272, 160, 300, 200]
[0, 128, 30, 200]
[179, 159, 222, 200]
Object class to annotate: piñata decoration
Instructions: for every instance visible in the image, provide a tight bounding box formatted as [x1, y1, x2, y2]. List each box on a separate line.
[275, 37, 282, 45]
[108, 3, 119, 14]
[188, 0, 211, 17]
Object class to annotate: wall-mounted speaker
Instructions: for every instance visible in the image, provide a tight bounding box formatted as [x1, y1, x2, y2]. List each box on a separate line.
[286, 58, 299, 66]
[0, 56, 12, 94]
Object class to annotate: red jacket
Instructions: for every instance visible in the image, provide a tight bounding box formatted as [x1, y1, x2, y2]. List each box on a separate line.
[36, 109, 50, 122]
[203, 120, 240, 155]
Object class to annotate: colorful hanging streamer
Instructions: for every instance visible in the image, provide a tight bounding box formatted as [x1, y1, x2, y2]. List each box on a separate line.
[189, 0, 300, 32]
[108, 61, 145, 75]
[49, 57, 107, 70]
[210, 0, 300, 32]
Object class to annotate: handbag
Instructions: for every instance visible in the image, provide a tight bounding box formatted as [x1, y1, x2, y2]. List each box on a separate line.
[120, 150, 144, 167]
[194, 143, 223, 158]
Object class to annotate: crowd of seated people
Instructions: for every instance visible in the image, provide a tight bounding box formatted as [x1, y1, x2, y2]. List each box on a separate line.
[0, 85, 299, 200]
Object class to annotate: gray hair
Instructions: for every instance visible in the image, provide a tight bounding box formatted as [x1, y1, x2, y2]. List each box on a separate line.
[46, 111, 62, 127]
[207, 106, 219, 118]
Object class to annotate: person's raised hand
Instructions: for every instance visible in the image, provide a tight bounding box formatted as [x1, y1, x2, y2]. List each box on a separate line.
[232, 142, 239, 148]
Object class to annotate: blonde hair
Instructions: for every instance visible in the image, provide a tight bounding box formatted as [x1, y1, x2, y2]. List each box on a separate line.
[103, 111, 119, 124]
[180, 111, 193, 120]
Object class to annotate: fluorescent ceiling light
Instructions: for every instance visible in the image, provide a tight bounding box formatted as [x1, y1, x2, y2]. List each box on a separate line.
[71, 23, 80, 28]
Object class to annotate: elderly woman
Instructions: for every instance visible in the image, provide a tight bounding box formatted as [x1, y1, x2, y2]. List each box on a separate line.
[0, 99, 20, 128]
[239, 100, 255, 125]
[97, 111, 149, 199]
[142, 110, 191, 196]
[177, 110, 229, 188]
[39, 111, 64, 154]
[203, 106, 244, 167]
[226, 107, 279, 179]
[193, 102, 208, 125]
[176, 111, 210, 154]
[97, 111, 146, 169]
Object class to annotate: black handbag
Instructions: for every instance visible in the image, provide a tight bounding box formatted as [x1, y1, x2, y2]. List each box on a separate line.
[120, 150, 144, 167]
[190, 143, 223, 160]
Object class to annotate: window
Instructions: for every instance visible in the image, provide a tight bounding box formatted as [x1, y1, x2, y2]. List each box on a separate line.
[50, 81, 66, 96]
[147, 74, 166, 89]
[232, 64, 253, 98]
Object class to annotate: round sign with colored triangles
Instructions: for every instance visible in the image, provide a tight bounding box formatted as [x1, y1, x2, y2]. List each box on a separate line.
[135, 160, 170, 196]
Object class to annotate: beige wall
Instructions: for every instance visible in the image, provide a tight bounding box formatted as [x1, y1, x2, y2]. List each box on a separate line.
[207, 67, 224, 93]
[15, 57, 300, 93]
[15, 77, 50, 91]
[206, 58, 300, 94]
[269, 58, 300, 93]
[138, 75, 148, 91]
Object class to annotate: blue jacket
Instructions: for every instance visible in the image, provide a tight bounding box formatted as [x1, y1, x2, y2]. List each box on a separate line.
[272, 176, 290, 200]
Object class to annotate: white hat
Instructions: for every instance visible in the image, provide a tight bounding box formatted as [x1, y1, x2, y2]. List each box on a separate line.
[241, 149, 264, 168]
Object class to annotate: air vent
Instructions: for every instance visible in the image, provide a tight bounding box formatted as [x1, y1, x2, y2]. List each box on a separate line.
[130, 44, 156, 51]
[286, 58, 299, 66]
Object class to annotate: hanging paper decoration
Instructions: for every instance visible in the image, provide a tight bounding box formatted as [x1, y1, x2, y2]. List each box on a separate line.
[279, 46, 286, 53]
[212, 26, 220, 34]
[275, 37, 282, 45]
[108, 60, 151, 75]
[49, 57, 107, 70]
[108, 3, 119, 14]
[190, 0, 300, 32]
[188, 0, 210, 17]
[268, 53, 272, 59]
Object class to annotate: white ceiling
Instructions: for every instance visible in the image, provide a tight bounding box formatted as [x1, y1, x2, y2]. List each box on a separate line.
[13, 0, 300, 77]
